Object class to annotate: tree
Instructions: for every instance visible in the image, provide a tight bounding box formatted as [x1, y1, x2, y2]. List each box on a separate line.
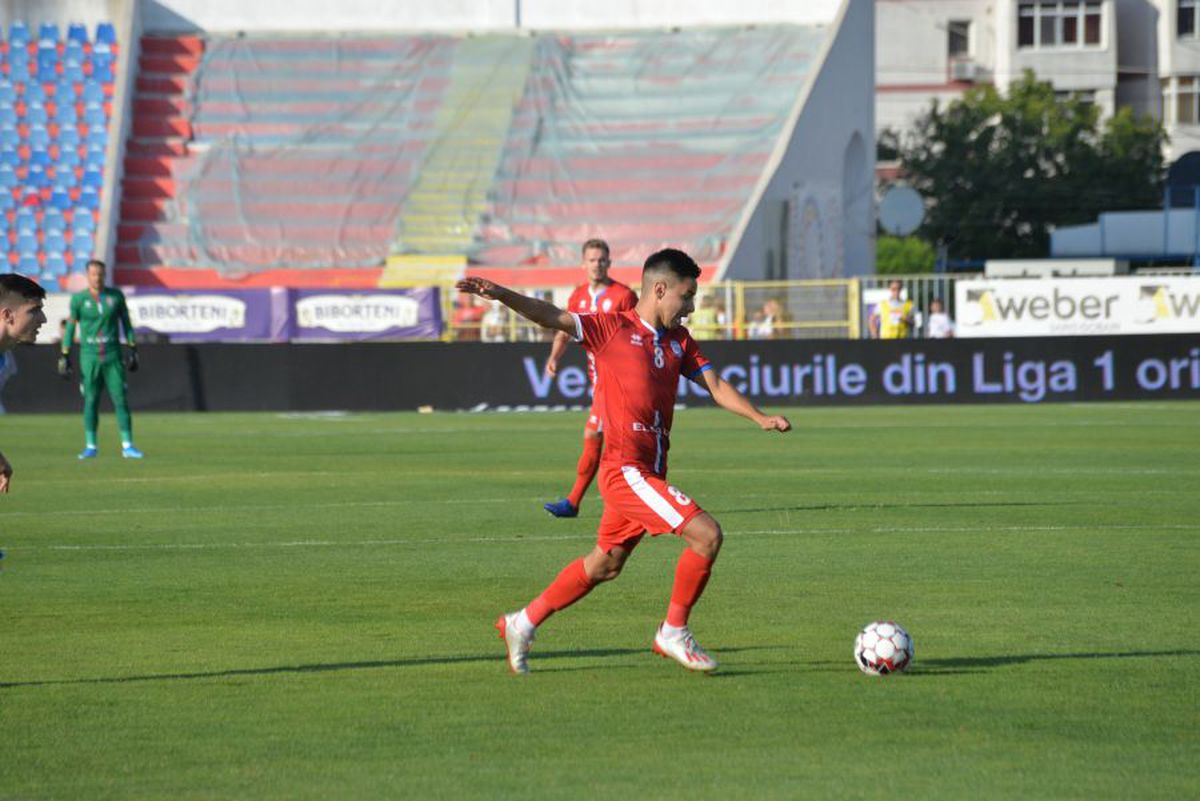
[894, 72, 1166, 261]
[875, 235, 935, 274]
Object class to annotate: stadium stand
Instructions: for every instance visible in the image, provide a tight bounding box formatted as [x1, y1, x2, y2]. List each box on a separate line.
[0, 21, 117, 283]
[116, 26, 821, 286]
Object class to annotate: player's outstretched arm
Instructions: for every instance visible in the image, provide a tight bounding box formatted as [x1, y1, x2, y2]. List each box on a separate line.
[697, 369, 791, 432]
[456, 278, 575, 336]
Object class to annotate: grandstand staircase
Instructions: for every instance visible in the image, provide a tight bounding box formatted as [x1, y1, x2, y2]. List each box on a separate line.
[384, 35, 531, 284]
[115, 34, 202, 275]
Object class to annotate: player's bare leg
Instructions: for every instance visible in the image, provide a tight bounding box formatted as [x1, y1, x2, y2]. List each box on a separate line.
[545, 428, 603, 518]
[653, 512, 722, 672]
[497, 543, 630, 673]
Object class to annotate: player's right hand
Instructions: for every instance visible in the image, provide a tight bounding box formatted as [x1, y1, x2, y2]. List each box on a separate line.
[544, 358, 558, 377]
[455, 277, 503, 301]
[56, 353, 72, 379]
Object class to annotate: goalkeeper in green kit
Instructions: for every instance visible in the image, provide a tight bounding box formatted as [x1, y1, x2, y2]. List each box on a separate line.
[58, 259, 144, 459]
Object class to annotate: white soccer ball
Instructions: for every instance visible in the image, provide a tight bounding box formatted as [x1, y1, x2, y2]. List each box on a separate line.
[854, 620, 913, 676]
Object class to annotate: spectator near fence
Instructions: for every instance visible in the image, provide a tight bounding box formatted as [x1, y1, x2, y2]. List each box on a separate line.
[925, 298, 955, 338]
[870, 280, 915, 339]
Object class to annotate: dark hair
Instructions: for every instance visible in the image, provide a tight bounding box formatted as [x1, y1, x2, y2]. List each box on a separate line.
[86, 259, 106, 271]
[643, 248, 700, 281]
[581, 239, 610, 257]
[0, 273, 46, 305]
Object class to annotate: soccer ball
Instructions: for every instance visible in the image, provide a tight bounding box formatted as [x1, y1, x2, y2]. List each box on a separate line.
[854, 621, 913, 676]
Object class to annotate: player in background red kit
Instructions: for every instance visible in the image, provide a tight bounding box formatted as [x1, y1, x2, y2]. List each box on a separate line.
[542, 239, 637, 518]
[456, 249, 791, 674]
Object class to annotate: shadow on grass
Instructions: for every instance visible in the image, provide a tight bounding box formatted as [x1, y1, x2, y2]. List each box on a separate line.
[801, 648, 1196, 676]
[718, 500, 1084, 515]
[0, 645, 784, 689]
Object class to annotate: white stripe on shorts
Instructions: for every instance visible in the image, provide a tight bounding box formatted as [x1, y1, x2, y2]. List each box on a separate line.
[621, 466, 684, 529]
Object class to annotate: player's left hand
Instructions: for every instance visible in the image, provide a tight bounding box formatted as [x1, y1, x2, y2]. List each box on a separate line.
[760, 415, 791, 433]
[456, 277, 503, 300]
[126, 348, 139, 373]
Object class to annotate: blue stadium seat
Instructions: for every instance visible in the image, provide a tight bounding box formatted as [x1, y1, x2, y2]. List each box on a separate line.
[45, 250, 68, 275]
[83, 105, 106, 127]
[0, 191, 15, 211]
[26, 161, 50, 188]
[62, 61, 85, 83]
[74, 231, 94, 253]
[58, 146, 80, 168]
[16, 231, 37, 255]
[0, 164, 15, 189]
[78, 184, 99, 209]
[0, 107, 16, 127]
[0, 149, 19, 168]
[17, 254, 39, 276]
[28, 125, 51, 149]
[43, 208, 65, 232]
[23, 83, 46, 104]
[82, 166, 103, 187]
[58, 123, 81, 147]
[73, 209, 95, 231]
[82, 81, 104, 105]
[67, 23, 88, 45]
[45, 229, 66, 253]
[26, 106, 49, 128]
[14, 209, 36, 235]
[0, 127, 18, 150]
[49, 187, 72, 210]
[38, 23, 59, 45]
[28, 149, 51, 168]
[9, 22, 30, 47]
[0, 82, 16, 104]
[55, 102, 77, 124]
[55, 80, 78, 101]
[95, 23, 116, 47]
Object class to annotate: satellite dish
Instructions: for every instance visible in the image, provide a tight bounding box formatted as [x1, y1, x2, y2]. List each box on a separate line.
[878, 184, 925, 236]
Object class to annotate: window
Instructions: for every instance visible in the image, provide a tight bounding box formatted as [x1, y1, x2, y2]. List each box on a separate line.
[1017, 1, 1102, 48]
[1163, 76, 1200, 125]
[1182, 0, 1196, 37]
[948, 20, 971, 57]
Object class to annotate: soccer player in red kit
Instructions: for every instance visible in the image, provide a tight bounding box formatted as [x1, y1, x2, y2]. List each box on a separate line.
[542, 239, 637, 518]
[456, 249, 791, 674]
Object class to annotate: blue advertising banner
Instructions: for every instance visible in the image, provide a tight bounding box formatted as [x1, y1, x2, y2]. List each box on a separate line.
[289, 288, 442, 341]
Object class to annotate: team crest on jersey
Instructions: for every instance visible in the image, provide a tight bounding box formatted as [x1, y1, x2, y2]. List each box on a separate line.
[630, 333, 643, 346]
[602, 298, 613, 311]
[670, 340, 683, 358]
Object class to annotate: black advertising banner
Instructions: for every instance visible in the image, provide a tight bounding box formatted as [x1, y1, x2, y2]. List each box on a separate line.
[4, 335, 1199, 414]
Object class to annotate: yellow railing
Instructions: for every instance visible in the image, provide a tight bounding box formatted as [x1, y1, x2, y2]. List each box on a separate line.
[440, 279, 861, 342]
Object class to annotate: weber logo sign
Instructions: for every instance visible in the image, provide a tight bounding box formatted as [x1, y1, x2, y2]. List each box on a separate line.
[956, 278, 1200, 337]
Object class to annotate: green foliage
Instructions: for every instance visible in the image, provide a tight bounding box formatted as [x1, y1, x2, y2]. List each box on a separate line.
[895, 72, 1166, 260]
[876, 234, 936, 274]
[1, 407, 1198, 799]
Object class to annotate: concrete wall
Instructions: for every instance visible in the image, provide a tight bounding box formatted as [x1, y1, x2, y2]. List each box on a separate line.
[722, 0, 875, 280]
[139, 0, 842, 33]
[0, 0, 119, 27]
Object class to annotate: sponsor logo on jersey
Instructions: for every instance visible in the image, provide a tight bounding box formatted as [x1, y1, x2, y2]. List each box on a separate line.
[630, 334, 643, 346]
[670, 340, 683, 358]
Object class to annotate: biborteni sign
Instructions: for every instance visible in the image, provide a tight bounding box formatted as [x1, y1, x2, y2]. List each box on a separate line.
[956, 277, 1200, 337]
[291, 288, 441, 340]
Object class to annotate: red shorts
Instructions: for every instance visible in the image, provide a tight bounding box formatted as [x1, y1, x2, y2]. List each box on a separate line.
[595, 464, 705, 552]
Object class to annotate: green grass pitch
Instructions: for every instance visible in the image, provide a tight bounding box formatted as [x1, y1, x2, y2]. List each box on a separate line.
[1, 403, 1197, 800]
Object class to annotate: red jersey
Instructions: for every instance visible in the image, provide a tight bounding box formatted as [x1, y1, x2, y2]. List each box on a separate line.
[566, 281, 637, 315]
[572, 310, 712, 477]
[566, 281, 637, 386]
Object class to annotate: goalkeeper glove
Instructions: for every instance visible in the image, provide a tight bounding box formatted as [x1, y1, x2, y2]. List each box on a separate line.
[126, 347, 139, 373]
[56, 353, 71, 379]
